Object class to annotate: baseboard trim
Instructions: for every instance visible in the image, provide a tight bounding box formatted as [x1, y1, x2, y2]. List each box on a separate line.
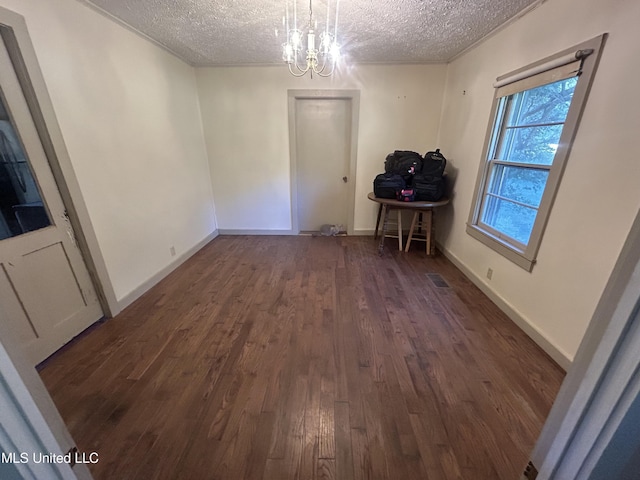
[218, 229, 377, 236]
[218, 229, 296, 235]
[116, 230, 220, 312]
[439, 243, 572, 371]
[217, 228, 421, 237]
[352, 229, 376, 236]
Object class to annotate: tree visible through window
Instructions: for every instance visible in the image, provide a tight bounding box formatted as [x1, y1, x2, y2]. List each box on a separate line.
[480, 77, 577, 245]
[466, 35, 604, 271]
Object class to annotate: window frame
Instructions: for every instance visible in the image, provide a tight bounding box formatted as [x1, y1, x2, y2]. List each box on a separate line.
[466, 35, 606, 271]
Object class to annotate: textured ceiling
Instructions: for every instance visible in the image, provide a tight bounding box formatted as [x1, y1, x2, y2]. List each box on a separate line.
[80, 0, 542, 66]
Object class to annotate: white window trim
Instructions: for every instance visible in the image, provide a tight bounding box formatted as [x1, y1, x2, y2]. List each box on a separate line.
[466, 34, 606, 271]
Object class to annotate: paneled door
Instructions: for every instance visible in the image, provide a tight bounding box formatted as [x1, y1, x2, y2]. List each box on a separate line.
[0, 35, 102, 366]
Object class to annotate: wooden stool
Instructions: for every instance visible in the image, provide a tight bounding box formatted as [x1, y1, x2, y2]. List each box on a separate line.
[380, 206, 403, 251]
[368, 193, 449, 256]
[405, 210, 433, 254]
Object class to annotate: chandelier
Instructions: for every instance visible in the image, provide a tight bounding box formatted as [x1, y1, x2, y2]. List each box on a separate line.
[281, 0, 341, 78]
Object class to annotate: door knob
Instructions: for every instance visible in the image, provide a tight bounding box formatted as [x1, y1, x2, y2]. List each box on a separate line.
[342, 176, 348, 183]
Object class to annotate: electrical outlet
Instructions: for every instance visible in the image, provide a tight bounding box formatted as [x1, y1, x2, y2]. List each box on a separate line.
[486, 268, 493, 280]
[170, 246, 176, 257]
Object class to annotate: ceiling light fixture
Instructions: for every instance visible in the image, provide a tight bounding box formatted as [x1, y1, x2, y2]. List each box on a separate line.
[281, 0, 341, 78]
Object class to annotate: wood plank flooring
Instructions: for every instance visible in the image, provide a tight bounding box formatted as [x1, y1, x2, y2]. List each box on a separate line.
[38, 236, 565, 480]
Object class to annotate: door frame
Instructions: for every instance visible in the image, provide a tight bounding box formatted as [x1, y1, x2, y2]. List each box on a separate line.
[528, 208, 640, 478]
[0, 316, 93, 479]
[288, 89, 360, 236]
[0, 7, 117, 317]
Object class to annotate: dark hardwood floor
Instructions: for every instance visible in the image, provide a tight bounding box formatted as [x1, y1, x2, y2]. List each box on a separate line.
[39, 236, 564, 480]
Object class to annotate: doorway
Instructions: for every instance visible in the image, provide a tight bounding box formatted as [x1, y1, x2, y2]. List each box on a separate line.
[0, 31, 103, 366]
[288, 90, 360, 235]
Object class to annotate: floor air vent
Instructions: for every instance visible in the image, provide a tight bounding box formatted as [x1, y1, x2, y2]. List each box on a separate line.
[427, 273, 449, 288]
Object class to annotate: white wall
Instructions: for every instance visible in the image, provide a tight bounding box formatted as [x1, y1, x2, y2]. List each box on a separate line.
[0, 0, 217, 303]
[437, 0, 640, 364]
[196, 64, 447, 232]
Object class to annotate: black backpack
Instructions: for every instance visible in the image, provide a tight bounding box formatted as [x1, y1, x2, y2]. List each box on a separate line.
[373, 173, 405, 199]
[422, 149, 447, 177]
[384, 151, 423, 183]
[413, 148, 447, 201]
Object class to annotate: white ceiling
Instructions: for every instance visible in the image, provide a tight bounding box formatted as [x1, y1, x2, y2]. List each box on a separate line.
[80, 0, 541, 66]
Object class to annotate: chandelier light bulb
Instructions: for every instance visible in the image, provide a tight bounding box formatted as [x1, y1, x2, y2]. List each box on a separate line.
[330, 42, 341, 60]
[282, 43, 294, 63]
[290, 30, 302, 50]
[319, 31, 332, 54]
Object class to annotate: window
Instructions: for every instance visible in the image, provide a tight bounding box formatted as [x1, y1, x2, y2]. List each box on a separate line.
[467, 35, 605, 271]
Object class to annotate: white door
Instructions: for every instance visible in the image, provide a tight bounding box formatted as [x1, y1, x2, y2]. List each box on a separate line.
[0, 35, 102, 366]
[295, 98, 352, 232]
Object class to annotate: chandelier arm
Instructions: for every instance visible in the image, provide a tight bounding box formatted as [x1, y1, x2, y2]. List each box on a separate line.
[288, 62, 310, 76]
[289, 52, 306, 73]
[313, 56, 335, 76]
[315, 63, 336, 77]
[293, 56, 311, 74]
[313, 63, 327, 75]
[321, 57, 336, 72]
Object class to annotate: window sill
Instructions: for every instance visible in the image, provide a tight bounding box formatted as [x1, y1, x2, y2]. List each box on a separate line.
[466, 223, 535, 272]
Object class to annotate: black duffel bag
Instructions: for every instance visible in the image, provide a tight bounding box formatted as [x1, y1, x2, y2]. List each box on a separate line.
[384, 151, 423, 183]
[413, 174, 446, 201]
[373, 173, 405, 199]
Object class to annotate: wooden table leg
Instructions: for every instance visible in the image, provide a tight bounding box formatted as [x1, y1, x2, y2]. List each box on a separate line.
[374, 204, 382, 239]
[397, 210, 403, 251]
[405, 211, 419, 252]
[425, 209, 433, 255]
[378, 204, 389, 255]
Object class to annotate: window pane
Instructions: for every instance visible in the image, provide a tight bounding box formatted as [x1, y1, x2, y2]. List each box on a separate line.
[478, 75, 576, 247]
[506, 77, 578, 126]
[481, 195, 537, 245]
[487, 164, 549, 208]
[497, 124, 564, 165]
[0, 97, 51, 240]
